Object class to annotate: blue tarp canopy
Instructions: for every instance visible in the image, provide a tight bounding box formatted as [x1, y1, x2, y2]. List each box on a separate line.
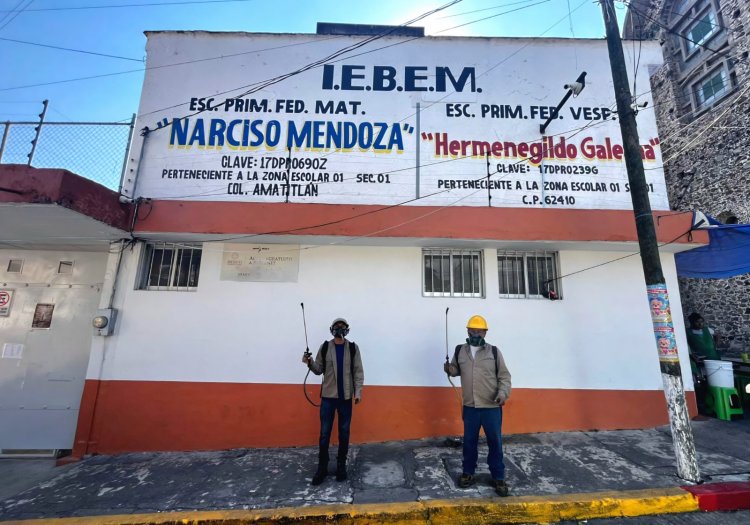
[675, 215, 750, 279]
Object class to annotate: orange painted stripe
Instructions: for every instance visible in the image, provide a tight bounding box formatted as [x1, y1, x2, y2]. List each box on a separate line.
[133, 201, 707, 244]
[72, 380, 698, 456]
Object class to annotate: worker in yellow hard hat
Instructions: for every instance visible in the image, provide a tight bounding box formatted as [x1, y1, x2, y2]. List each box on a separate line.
[444, 315, 512, 497]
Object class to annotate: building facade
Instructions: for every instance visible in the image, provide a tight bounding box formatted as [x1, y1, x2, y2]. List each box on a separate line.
[1, 28, 709, 455]
[625, 0, 750, 353]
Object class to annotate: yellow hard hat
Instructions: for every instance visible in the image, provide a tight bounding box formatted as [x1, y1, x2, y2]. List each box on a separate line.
[466, 315, 488, 330]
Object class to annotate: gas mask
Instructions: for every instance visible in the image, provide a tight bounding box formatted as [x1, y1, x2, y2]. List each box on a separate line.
[330, 324, 350, 338]
[466, 335, 485, 347]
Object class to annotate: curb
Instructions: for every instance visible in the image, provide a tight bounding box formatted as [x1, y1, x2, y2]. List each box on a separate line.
[1, 487, 699, 525]
[683, 481, 750, 511]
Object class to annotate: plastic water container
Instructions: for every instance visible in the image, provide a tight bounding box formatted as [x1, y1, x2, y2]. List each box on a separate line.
[704, 359, 734, 388]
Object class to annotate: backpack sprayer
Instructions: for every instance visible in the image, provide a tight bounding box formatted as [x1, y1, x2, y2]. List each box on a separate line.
[300, 302, 321, 407]
[445, 307, 464, 447]
[445, 307, 463, 410]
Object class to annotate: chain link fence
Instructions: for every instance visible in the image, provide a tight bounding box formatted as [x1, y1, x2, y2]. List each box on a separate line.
[0, 119, 135, 191]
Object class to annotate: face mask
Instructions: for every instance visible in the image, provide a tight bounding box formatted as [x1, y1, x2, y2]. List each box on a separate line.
[467, 335, 485, 346]
[331, 326, 349, 338]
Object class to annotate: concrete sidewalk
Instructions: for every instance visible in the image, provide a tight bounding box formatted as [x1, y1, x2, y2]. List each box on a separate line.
[1, 418, 749, 523]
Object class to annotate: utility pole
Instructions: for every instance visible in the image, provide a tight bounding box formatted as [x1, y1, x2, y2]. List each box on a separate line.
[600, 0, 700, 482]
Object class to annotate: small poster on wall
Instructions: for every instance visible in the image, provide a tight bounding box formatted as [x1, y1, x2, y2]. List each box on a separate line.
[32, 303, 55, 329]
[220, 244, 300, 282]
[2, 343, 24, 359]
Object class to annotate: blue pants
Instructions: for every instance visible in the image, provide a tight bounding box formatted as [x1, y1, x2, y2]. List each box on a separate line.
[462, 406, 505, 480]
[318, 397, 353, 462]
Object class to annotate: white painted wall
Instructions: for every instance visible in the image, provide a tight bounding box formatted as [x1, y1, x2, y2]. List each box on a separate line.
[93, 242, 693, 392]
[127, 32, 668, 211]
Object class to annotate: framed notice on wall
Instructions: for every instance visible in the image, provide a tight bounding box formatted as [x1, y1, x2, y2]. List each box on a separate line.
[32, 303, 55, 329]
[220, 244, 300, 282]
[0, 289, 14, 317]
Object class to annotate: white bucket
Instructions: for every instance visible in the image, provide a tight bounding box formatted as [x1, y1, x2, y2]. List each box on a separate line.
[704, 360, 734, 388]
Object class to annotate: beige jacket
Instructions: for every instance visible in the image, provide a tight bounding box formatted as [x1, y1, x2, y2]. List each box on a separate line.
[308, 340, 364, 400]
[447, 343, 511, 408]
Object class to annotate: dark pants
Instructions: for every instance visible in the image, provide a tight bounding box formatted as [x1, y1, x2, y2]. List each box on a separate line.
[462, 405, 505, 480]
[318, 397, 353, 463]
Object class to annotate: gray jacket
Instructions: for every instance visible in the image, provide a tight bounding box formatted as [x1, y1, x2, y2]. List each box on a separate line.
[447, 342, 511, 408]
[308, 340, 364, 400]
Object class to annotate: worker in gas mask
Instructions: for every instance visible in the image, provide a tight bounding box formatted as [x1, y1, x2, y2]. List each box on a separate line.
[304, 317, 364, 485]
[444, 315, 512, 497]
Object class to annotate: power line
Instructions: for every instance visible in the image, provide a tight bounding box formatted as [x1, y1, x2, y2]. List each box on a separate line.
[437, 0, 543, 19]
[626, 1, 746, 68]
[0, 0, 33, 32]
[141, 0, 466, 134]
[0, 0, 256, 12]
[138, 0, 551, 129]
[0, 37, 341, 92]
[544, 226, 694, 285]
[0, 36, 143, 62]
[0, 0, 25, 26]
[433, 0, 550, 33]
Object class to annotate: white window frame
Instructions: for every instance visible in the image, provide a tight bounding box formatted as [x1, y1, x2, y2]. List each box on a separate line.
[683, 8, 718, 54]
[497, 250, 561, 299]
[136, 242, 202, 291]
[693, 67, 729, 109]
[422, 248, 485, 298]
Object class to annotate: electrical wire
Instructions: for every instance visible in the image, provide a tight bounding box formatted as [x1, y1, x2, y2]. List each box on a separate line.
[0, 0, 256, 12]
[0, 36, 143, 62]
[0, 0, 32, 32]
[141, 0, 466, 134]
[544, 226, 695, 286]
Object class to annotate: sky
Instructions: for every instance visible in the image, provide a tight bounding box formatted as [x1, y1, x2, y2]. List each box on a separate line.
[0, 0, 629, 123]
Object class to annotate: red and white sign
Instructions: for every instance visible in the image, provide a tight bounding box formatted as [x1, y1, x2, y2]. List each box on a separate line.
[0, 289, 14, 317]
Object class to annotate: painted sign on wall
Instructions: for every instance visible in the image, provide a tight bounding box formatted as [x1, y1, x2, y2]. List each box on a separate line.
[220, 244, 300, 282]
[129, 33, 667, 210]
[0, 289, 13, 317]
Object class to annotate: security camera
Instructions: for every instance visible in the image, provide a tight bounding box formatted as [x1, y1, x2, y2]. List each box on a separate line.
[565, 82, 584, 97]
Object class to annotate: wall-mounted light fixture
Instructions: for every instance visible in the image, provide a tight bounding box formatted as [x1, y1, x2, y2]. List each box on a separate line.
[93, 308, 118, 336]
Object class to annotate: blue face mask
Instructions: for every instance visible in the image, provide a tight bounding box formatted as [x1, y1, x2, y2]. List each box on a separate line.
[467, 335, 485, 346]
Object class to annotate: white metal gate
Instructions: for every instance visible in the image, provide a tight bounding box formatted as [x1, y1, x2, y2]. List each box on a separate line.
[0, 251, 105, 450]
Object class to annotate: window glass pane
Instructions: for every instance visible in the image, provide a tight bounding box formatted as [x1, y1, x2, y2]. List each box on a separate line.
[172, 248, 202, 288]
[470, 254, 480, 294]
[424, 254, 434, 293]
[440, 254, 450, 293]
[697, 69, 727, 106]
[498, 255, 525, 295]
[149, 248, 174, 287]
[527, 255, 541, 296]
[687, 11, 716, 49]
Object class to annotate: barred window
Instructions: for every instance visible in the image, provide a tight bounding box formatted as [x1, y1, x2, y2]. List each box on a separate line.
[423, 249, 484, 297]
[137, 242, 202, 291]
[497, 251, 561, 299]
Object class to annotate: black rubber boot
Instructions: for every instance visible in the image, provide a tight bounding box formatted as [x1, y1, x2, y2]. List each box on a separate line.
[311, 462, 328, 485]
[335, 458, 348, 482]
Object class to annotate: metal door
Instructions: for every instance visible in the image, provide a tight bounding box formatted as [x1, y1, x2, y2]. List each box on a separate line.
[0, 251, 105, 450]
